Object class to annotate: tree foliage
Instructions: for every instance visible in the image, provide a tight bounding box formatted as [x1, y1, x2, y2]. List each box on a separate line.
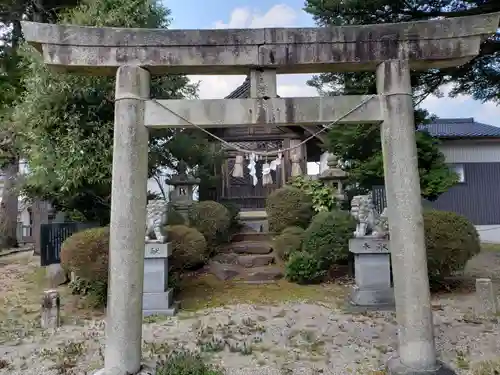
[302, 0, 498, 199]
[305, 0, 500, 103]
[12, 0, 221, 223]
[0, 0, 79, 247]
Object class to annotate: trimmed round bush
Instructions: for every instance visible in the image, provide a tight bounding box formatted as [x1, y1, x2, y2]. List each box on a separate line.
[188, 201, 230, 246]
[423, 209, 480, 283]
[302, 210, 356, 266]
[60, 226, 109, 282]
[166, 205, 186, 226]
[285, 251, 326, 284]
[266, 187, 314, 233]
[167, 225, 208, 271]
[273, 226, 305, 261]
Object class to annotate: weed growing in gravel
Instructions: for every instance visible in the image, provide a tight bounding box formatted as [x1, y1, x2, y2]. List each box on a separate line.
[156, 350, 224, 375]
[472, 358, 500, 375]
[39, 340, 86, 374]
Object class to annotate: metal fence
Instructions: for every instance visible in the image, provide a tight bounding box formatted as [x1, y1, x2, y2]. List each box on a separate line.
[371, 185, 433, 213]
[40, 222, 99, 266]
[371, 185, 387, 214]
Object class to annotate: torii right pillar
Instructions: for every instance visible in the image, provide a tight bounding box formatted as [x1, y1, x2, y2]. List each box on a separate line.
[377, 60, 451, 374]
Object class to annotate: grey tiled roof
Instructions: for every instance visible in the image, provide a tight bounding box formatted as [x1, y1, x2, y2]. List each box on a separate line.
[225, 77, 250, 99]
[418, 118, 500, 139]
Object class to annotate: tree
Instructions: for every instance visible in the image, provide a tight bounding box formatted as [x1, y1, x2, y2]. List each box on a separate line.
[13, 0, 215, 224]
[305, 0, 500, 103]
[303, 0, 500, 199]
[0, 0, 81, 247]
[326, 123, 458, 201]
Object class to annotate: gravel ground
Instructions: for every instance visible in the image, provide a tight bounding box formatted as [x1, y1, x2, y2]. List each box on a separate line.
[0, 251, 499, 375]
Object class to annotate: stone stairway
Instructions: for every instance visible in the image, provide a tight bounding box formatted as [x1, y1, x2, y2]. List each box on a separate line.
[209, 227, 283, 283]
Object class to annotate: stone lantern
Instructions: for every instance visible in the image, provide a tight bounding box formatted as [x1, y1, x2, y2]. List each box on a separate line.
[319, 153, 348, 206]
[166, 160, 200, 219]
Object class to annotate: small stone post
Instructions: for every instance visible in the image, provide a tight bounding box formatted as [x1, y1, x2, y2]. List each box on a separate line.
[377, 60, 453, 374]
[102, 66, 150, 375]
[475, 278, 498, 317]
[41, 289, 60, 330]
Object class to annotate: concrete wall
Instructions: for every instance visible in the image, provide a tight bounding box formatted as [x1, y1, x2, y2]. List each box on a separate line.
[440, 140, 500, 163]
[432, 140, 500, 243]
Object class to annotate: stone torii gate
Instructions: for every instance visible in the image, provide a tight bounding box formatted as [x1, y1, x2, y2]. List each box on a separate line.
[22, 13, 499, 375]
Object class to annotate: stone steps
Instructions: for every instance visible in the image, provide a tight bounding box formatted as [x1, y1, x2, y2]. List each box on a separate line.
[231, 232, 272, 243]
[213, 253, 274, 268]
[209, 227, 283, 283]
[209, 261, 283, 283]
[210, 231, 283, 283]
[230, 241, 272, 255]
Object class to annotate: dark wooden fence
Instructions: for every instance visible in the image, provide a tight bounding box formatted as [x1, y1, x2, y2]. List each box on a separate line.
[40, 222, 99, 266]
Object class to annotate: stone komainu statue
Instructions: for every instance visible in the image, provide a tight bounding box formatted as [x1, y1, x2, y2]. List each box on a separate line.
[350, 195, 389, 238]
[145, 199, 168, 243]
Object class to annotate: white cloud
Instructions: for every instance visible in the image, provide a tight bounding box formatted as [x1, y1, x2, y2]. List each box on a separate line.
[214, 4, 298, 29]
[189, 4, 315, 100]
[421, 83, 500, 126]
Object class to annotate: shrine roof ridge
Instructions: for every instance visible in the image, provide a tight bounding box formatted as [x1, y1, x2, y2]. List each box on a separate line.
[21, 13, 500, 75]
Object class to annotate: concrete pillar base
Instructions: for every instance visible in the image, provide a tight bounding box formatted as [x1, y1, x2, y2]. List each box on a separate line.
[94, 364, 155, 375]
[387, 358, 456, 375]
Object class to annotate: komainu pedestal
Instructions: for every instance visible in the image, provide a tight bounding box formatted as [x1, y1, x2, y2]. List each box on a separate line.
[143, 243, 176, 316]
[143, 199, 177, 317]
[349, 237, 394, 309]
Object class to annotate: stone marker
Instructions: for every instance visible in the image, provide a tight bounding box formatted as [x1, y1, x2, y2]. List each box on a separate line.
[41, 289, 60, 330]
[349, 237, 394, 309]
[475, 278, 498, 317]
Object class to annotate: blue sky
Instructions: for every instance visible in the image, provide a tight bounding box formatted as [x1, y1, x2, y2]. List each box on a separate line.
[164, 0, 500, 127]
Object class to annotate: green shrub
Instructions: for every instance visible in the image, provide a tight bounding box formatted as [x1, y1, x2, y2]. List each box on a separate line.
[266, 187, 314, 233]
[157, 350, 224, 375]
[167, 225, 208, 271]
[289, 175, 337, 213]
[273, 226, 305, 261]
[220, 201, 242, 239]
[302, 210, 356, 266]
[285, 251, 326, 284]
[69, 276, 107, 308]
[60, 227, 109, 281]
[166, 205, 185, 226]
[60, 227, 110, 307]
[188, 201, 230, 247]
[423, 209, 480, 284]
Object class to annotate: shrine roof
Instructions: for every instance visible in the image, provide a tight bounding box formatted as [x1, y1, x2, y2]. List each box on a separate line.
[225, 77, 251, 99]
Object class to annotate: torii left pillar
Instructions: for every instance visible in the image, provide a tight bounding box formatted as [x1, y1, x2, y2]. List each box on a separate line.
[97, 66, 150, 375]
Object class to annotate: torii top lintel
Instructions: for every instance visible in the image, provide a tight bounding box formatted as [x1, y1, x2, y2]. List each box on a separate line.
[21, 13, 500, 76]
